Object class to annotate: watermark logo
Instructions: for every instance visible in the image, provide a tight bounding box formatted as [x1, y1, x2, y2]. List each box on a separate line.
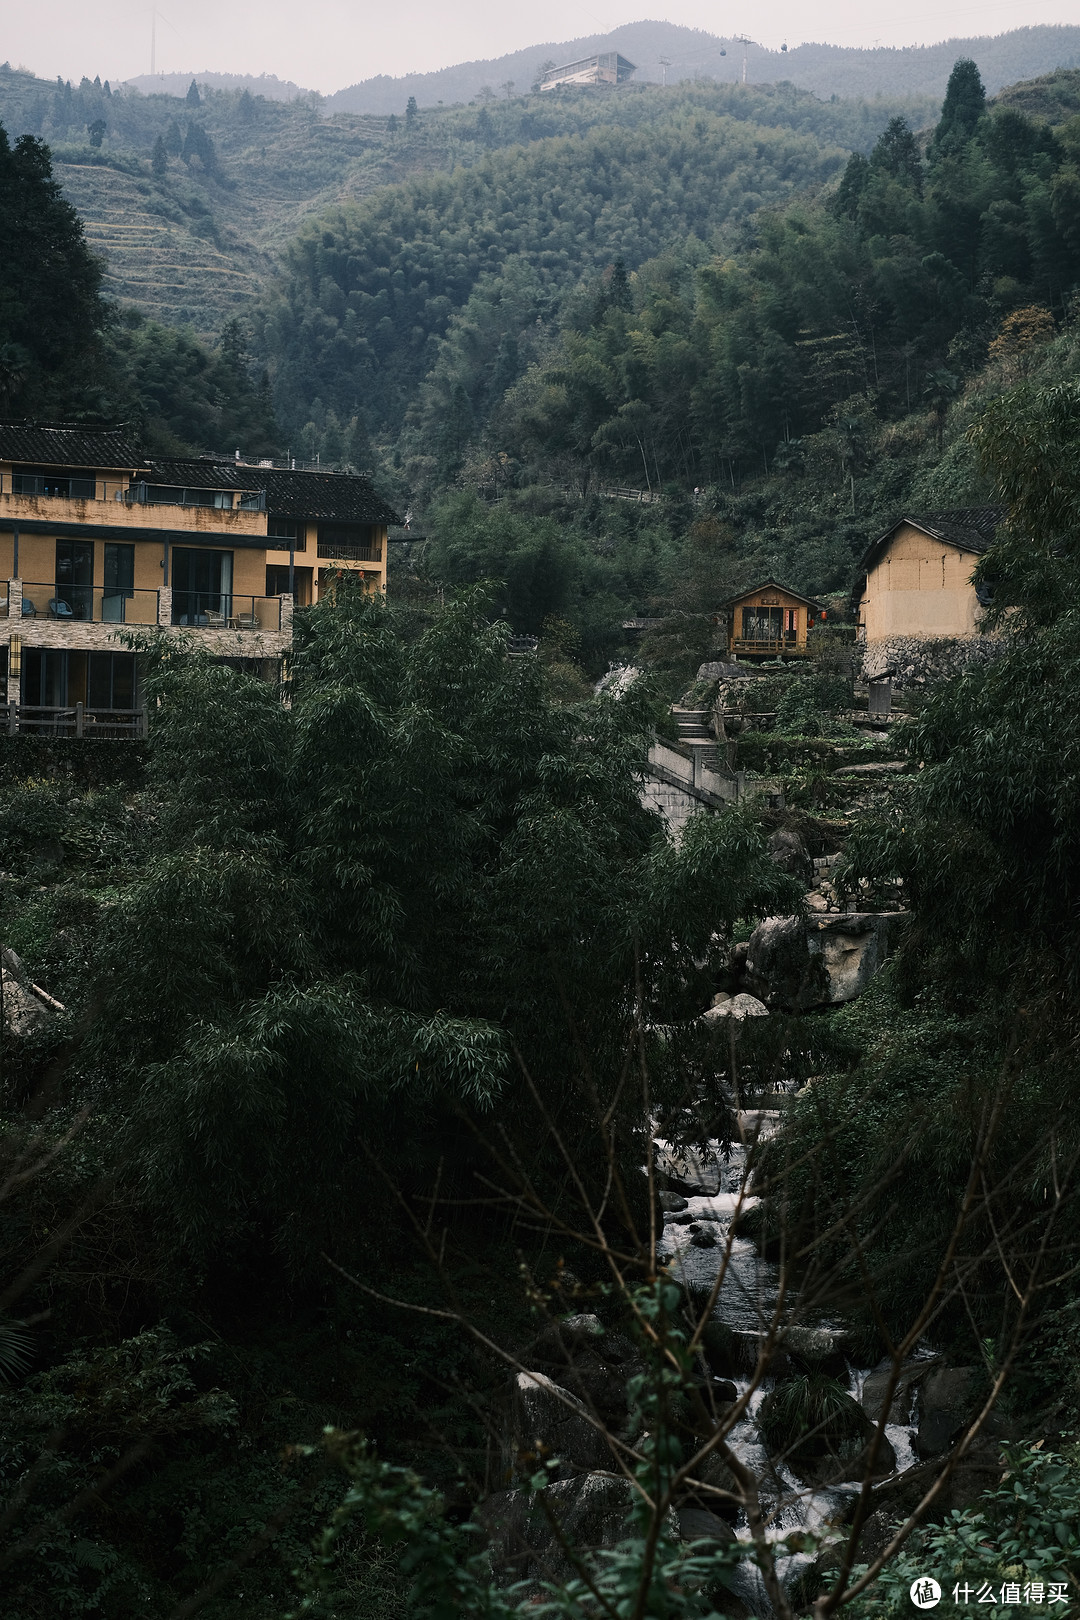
[911, 1578, 943, 1609]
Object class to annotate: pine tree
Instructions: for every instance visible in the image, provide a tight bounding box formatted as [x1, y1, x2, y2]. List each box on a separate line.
[186, 79, 201, 107]
[931, 57, 986, 161]
[151, 134, 168, 178]
[0, 122, 107, 410]
[832, 151, 869, 218]
[870, 116, 922, 192]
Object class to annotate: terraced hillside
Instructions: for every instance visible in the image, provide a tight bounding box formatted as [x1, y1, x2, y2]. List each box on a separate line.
[0, 64, 472, 335]
[52, 121, 471, 332]
[56, 160, 269, 329]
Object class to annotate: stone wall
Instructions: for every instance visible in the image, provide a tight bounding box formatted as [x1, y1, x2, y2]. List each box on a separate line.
[858, 634, 1006, 689]
[641, 776, 712, 839]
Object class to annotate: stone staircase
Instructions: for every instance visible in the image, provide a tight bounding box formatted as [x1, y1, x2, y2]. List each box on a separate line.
[671, 706, 721, 769]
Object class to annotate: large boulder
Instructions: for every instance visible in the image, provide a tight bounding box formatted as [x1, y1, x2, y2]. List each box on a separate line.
[502, 1370, 613, 1483]
[742, 913, 906, 1010]
[867, 1440, 1006, 1524]
[860, 1356, 938, 1427]
[768, 827, 813, 885]
[700, 992, 769, 1023]
[744, 916, 826, 1011]
[678, 1505, 737, 1543]
[480, 1470, 637, 1586]
[805, 912, 906, 1004]
[655, 1142, 722, 1196]
[783, 1325, 850, 1378]
[520, 1316, 641, 1426]
[915, 1366, 980, 1458]
[758, 1374, 896, 1487]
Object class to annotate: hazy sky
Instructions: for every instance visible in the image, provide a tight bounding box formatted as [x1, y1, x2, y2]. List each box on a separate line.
[4, 0, 1075, 93]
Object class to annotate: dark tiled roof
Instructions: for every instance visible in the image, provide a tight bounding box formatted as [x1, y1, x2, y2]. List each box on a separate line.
[261, 469, 401, 525]
[0, 421, 144, 470]
[147, 459, 401, 525]
[724, 577, 827, 611]
[860, 506, 1006, 569]
[145, 459, 253, 491]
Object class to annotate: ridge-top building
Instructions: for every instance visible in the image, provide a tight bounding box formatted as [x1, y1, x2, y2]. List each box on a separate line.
[0, 423, 400, 732]
[539, 53, 636, 91]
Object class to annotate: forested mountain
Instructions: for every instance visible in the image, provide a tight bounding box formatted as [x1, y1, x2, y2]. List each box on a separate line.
[257, 102, 854, 455]
[327, 21, 1080, 112]
[0, 59, 943, 339]
[481, 76, 1080, 507]
[248, 61, 1080, 657]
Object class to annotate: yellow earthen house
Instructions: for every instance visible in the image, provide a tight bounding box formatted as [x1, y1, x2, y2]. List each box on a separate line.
[855, 508, 1003, 644]
[0, 423, 399, 733]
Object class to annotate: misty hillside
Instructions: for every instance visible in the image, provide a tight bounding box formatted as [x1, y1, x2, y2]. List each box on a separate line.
[125, 71, 309, 102]
[327, 20, 1080, 112]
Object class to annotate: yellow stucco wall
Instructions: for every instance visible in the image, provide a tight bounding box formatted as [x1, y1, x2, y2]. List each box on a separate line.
[861, 525, 980, 642]
[0, 499, 389, 611]
[0, 486, 268, 538]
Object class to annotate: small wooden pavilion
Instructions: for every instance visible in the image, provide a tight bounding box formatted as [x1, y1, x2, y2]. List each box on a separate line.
[722, 578, 826, 659]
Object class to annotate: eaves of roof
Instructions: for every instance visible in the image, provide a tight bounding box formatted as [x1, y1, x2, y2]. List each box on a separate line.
[0, 421, 144, 471]
[148, 459, 402, 526]
[857, 507, 1006, 573]
[723, 576, 827, 611]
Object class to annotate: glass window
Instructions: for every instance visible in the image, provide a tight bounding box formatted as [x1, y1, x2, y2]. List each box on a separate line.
[171, 548, 234, 625]
[104, 543, 135, 595]
[89, 652, 136, 710]
[55, 540, 94, 621]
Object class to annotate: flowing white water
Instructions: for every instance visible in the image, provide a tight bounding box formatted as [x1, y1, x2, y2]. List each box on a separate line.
[656, 1113, 924, 1616]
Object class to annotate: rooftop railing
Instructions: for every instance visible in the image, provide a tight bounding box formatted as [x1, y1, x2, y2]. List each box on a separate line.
[0, 473, 266, 509]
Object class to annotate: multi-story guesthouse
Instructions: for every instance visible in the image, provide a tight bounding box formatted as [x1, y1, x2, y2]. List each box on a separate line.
[0, 423, 399, 732]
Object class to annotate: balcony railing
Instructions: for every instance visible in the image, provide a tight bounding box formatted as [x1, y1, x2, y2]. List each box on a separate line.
[1, 472, 130, 502]
[17, 584, 161, 624]
[729, 637, 810, 657]
[171, 592, 282, 630]
[11, 473, 98, 500]
[317, 538, 382, 562]
[128, 483, 265, 512]
[5, 703, 147, 739]
[0, 473, 266, 509]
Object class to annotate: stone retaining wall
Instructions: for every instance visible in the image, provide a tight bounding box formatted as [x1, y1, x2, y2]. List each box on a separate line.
[859, 634, 1006, 689]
